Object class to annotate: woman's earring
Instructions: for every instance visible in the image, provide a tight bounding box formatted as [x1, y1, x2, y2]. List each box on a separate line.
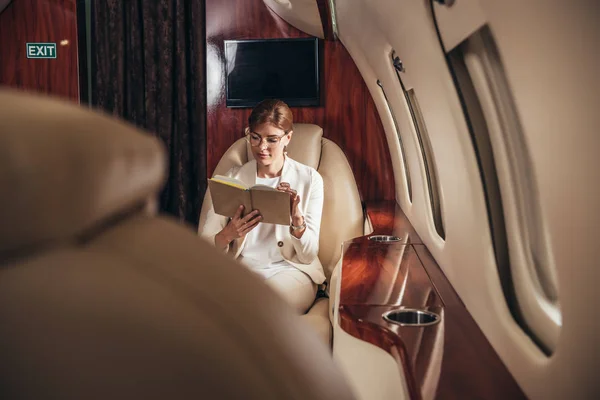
[283, 145, 288, 156]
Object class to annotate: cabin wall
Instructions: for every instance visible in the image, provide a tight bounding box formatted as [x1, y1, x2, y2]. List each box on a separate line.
[333, 1, 600, 399]
[206, 0, 395, 201]
[0, 0, 79, 102]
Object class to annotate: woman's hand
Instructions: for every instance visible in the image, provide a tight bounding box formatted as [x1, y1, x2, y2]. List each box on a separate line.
[277, 182, 302, 219]
[215, 205, 262, 249]
[277, 182, 306, 238]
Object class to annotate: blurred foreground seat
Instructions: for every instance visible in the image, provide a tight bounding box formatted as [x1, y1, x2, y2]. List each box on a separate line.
[0, 89, 356, 400]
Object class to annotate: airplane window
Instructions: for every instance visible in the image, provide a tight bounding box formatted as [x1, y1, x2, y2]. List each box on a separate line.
[377, 79, 412, 202]
[445, 25, 561, 354]
[447, 39, 516, 338]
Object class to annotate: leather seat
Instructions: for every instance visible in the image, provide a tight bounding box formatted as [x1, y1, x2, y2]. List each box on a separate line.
[0, 89, 356, 400]
[198, 123, 366, 346]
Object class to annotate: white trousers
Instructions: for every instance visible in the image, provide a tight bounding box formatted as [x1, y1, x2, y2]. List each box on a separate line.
[264, 268, 317, 314]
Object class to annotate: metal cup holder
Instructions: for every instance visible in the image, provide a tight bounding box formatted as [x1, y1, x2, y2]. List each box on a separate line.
[383, 309, 440, 327]
[368, 235, 402, 242]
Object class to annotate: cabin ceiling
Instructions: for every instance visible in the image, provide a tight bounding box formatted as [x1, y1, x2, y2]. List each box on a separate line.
[262, 0, 324, 38]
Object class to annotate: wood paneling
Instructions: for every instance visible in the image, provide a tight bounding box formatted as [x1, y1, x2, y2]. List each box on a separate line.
[340, 243, 438, 306]
[338, 201, 526, 399]
[206, 0, 395, 202]
[360, 200, 422, 243]
[0, 0, 79, 102]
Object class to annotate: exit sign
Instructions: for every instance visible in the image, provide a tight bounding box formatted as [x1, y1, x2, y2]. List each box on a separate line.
[26, 43, 57, 59]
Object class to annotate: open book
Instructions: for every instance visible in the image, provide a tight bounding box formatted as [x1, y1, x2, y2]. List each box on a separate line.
[208, 175, 291, 225]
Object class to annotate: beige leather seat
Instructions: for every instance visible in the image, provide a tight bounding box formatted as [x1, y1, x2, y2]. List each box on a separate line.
[198, 123, 366, 346]
[0, 89, 356, 400]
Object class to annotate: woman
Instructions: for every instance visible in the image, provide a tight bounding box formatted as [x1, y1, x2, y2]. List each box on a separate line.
[200, 99, 325, 314]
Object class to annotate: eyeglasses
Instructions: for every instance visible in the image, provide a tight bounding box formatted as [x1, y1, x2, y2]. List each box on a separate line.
[245, 131, 287, 148]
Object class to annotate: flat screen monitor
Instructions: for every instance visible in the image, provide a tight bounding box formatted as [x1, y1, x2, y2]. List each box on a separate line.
[224, 38, 320, 108]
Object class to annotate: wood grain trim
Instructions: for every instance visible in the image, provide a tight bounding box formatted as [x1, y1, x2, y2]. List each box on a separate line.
[316, 0, 335, 40]
[340, 243, 442, 307]
[360, 200, 422, 243]
[411, 245, 464, 309]
[338, 201, 526, 399]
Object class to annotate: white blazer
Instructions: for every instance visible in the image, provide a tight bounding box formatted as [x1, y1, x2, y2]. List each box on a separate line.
[200, 156, 326, 284]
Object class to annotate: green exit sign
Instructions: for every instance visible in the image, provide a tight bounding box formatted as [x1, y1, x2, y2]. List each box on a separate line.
[26, 43, 57, 59]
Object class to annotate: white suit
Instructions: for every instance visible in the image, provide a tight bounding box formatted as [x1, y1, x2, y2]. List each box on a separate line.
[200, 155, 326, 285]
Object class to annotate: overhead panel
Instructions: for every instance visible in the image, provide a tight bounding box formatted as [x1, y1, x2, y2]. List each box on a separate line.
[262, 0, 325, 38]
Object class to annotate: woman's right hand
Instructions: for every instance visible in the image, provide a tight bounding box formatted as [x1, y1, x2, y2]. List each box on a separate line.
[216, 205, 262, 248]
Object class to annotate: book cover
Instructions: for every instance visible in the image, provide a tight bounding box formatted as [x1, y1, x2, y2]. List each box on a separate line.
[208, 175, 291, 225]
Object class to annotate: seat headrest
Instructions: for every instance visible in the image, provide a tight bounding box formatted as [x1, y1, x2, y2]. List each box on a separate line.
[246, 123, 323, 169]
[0, 89, 167, 255]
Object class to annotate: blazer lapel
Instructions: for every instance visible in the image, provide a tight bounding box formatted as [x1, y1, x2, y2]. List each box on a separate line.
[275, 155, 297, 242]
[280, 155, 297, 188]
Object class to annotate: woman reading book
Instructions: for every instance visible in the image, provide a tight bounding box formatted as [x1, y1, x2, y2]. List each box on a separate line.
[200, 99, 325, 314]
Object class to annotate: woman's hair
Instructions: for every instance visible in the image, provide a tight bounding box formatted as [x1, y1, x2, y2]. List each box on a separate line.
[248, 99, 293, 133]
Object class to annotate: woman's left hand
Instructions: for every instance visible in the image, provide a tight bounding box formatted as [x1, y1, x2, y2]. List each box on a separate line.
[277, 182, 302, 219]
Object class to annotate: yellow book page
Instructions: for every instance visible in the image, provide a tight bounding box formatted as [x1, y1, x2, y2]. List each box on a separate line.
[210, 175, 248, 190]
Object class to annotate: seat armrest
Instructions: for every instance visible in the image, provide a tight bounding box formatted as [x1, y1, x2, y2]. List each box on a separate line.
[301, 297, 332, 348]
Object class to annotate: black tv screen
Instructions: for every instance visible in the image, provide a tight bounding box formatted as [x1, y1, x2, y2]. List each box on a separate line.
[224, 38, 320, 108]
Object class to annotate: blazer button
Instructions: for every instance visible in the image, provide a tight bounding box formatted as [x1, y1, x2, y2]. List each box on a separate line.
[277, 241, 284, 247]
